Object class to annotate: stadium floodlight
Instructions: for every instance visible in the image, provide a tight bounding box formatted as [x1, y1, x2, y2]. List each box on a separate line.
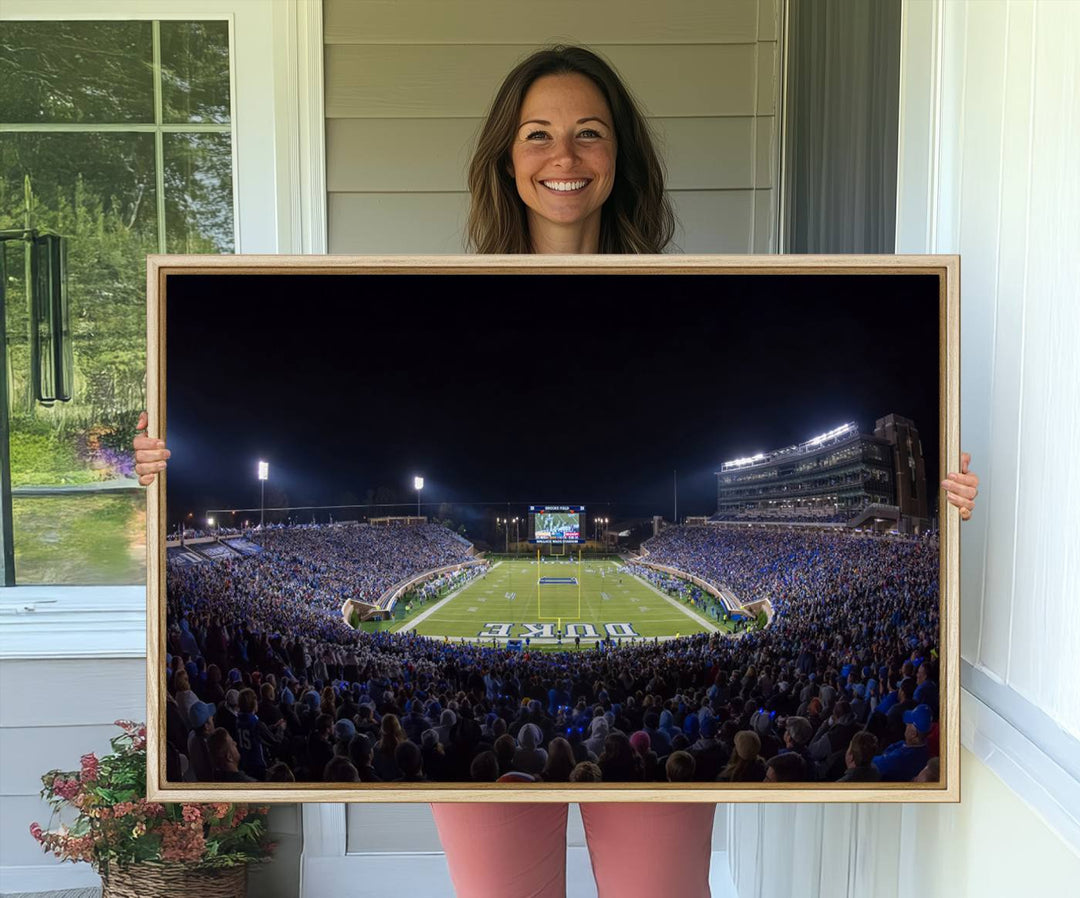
[805, 422, 856, 447]
[257, 460, 269, 529]
[414, 476, 423, 518]
[722, 452, 767, 470]
[207, 516, 214, 527]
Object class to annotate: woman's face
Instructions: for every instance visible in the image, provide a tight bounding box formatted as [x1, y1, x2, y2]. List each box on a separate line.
[509, 73, 616, 242]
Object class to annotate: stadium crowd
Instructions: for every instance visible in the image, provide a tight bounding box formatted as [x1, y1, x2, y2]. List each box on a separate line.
[165, 522, 942, 787]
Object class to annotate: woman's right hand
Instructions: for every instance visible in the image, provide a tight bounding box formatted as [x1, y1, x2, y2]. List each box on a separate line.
[133, 411, 170, 486]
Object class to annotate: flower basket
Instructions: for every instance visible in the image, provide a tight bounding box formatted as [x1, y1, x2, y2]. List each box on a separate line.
[101, 861, 247, 898]
[31, 721, 273, 890]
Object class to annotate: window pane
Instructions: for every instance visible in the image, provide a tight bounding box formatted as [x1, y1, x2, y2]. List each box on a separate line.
[160, 20, 232, 124]
[2, 132, 156, 585]
[1, 132, 158, 417]
[164, 133, 235, 252]
[0, 22, 154, 124]
[12, 493, 145, 585]
[1, 20, 235, 587]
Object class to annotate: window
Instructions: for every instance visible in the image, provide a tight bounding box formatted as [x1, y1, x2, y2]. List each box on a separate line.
[1, 19, 234, 584]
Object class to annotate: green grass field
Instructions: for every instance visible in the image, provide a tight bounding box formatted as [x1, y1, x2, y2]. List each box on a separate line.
[400, 557, 718, 648]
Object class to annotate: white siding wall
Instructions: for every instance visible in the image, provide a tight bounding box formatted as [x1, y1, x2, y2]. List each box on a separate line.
[903, 0, 1080, 733]
[0, 590, 301, 898]
[729, 1, 1080, 894]
[0, 658, 146, 884]
[324, 0, 782, 253]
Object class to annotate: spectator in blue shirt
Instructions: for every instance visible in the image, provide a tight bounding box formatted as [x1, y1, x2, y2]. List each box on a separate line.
[872, 703, 933, 782]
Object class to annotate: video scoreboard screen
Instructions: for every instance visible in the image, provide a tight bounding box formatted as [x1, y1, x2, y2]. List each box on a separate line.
[528, 505, 585, 544]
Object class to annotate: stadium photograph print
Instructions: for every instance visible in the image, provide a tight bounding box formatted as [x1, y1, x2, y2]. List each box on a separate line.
[142, 253, 963, 806]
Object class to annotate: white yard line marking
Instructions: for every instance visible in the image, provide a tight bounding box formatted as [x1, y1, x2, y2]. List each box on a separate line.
[630, 573, 719, 632]
[393, 564, 497, 632]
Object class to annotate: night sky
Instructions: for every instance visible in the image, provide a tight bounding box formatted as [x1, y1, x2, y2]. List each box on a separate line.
[164, 273, 940, 530]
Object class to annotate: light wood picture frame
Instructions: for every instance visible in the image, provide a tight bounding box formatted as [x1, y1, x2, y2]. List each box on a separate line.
[146, 254, 960, 803]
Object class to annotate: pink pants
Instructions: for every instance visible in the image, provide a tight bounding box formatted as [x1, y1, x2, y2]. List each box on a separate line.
[431, 802, 716, 898]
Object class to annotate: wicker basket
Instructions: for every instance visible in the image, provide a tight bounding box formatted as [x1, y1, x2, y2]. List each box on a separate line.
[100, 862, 247, 898]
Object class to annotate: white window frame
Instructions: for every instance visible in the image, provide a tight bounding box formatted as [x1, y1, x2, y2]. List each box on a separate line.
[0, 0, 326, 660]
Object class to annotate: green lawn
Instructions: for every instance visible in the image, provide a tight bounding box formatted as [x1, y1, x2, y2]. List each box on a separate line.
[12, 492, 146, 584]
[401, 558, 719, 647]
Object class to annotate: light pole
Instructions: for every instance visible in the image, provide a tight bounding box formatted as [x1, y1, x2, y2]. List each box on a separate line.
[414, 476, 423, 519]
[513, 516, 519, 553]
[257, 460, 268, 528]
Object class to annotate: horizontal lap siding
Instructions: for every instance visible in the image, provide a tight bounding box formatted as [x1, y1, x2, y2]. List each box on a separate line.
[328, 190, 761, 254]
[0, 656, 301, 894]
[0, 659, 146, 729]
[329, 192, 468, 253]
[325, 44, 762, 118]
[324, 0, 781, 255]
[327, 117, 769, 192]
[324, 1, 761, 46]
[0, 724, 130, 796]
[0, 658, 146, 868]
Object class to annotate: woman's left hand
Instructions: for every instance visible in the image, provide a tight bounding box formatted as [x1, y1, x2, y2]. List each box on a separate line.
[941, 452, 979, 521]
[133, 411, 170, 486]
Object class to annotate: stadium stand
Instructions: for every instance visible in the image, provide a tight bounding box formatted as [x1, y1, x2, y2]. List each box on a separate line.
[715, 416, 932, 534]
[165, 520, 941, 787]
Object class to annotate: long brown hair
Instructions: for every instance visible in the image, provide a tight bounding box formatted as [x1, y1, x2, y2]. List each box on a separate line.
[377, 714, 406, 755]
[467, 45, 675, 254]
[540, 736, 576, 782]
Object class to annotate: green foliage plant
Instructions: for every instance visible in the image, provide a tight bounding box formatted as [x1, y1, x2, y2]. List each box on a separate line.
[30, 721, 274, 876]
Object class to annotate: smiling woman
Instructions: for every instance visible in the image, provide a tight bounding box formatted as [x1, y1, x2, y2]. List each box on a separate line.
[466, 45, 674, 254]
[509, 73, 617, 253]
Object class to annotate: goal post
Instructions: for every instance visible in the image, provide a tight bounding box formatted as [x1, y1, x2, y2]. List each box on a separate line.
[536, 546, 582, 621]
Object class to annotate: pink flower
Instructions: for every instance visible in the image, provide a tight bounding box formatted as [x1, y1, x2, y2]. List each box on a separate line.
[181, 805, 202, 824]
[80, 753, 100, 782]
[52, 778, 80, 801]
[29, 822, 43, 842]
[160, 821, 206, 863]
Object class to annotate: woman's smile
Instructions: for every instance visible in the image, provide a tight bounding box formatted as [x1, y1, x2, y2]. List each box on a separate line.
[509, 72, 616, 250]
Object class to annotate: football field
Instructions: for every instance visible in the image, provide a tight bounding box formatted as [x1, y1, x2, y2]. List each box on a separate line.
[400, 557, 718, 647]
